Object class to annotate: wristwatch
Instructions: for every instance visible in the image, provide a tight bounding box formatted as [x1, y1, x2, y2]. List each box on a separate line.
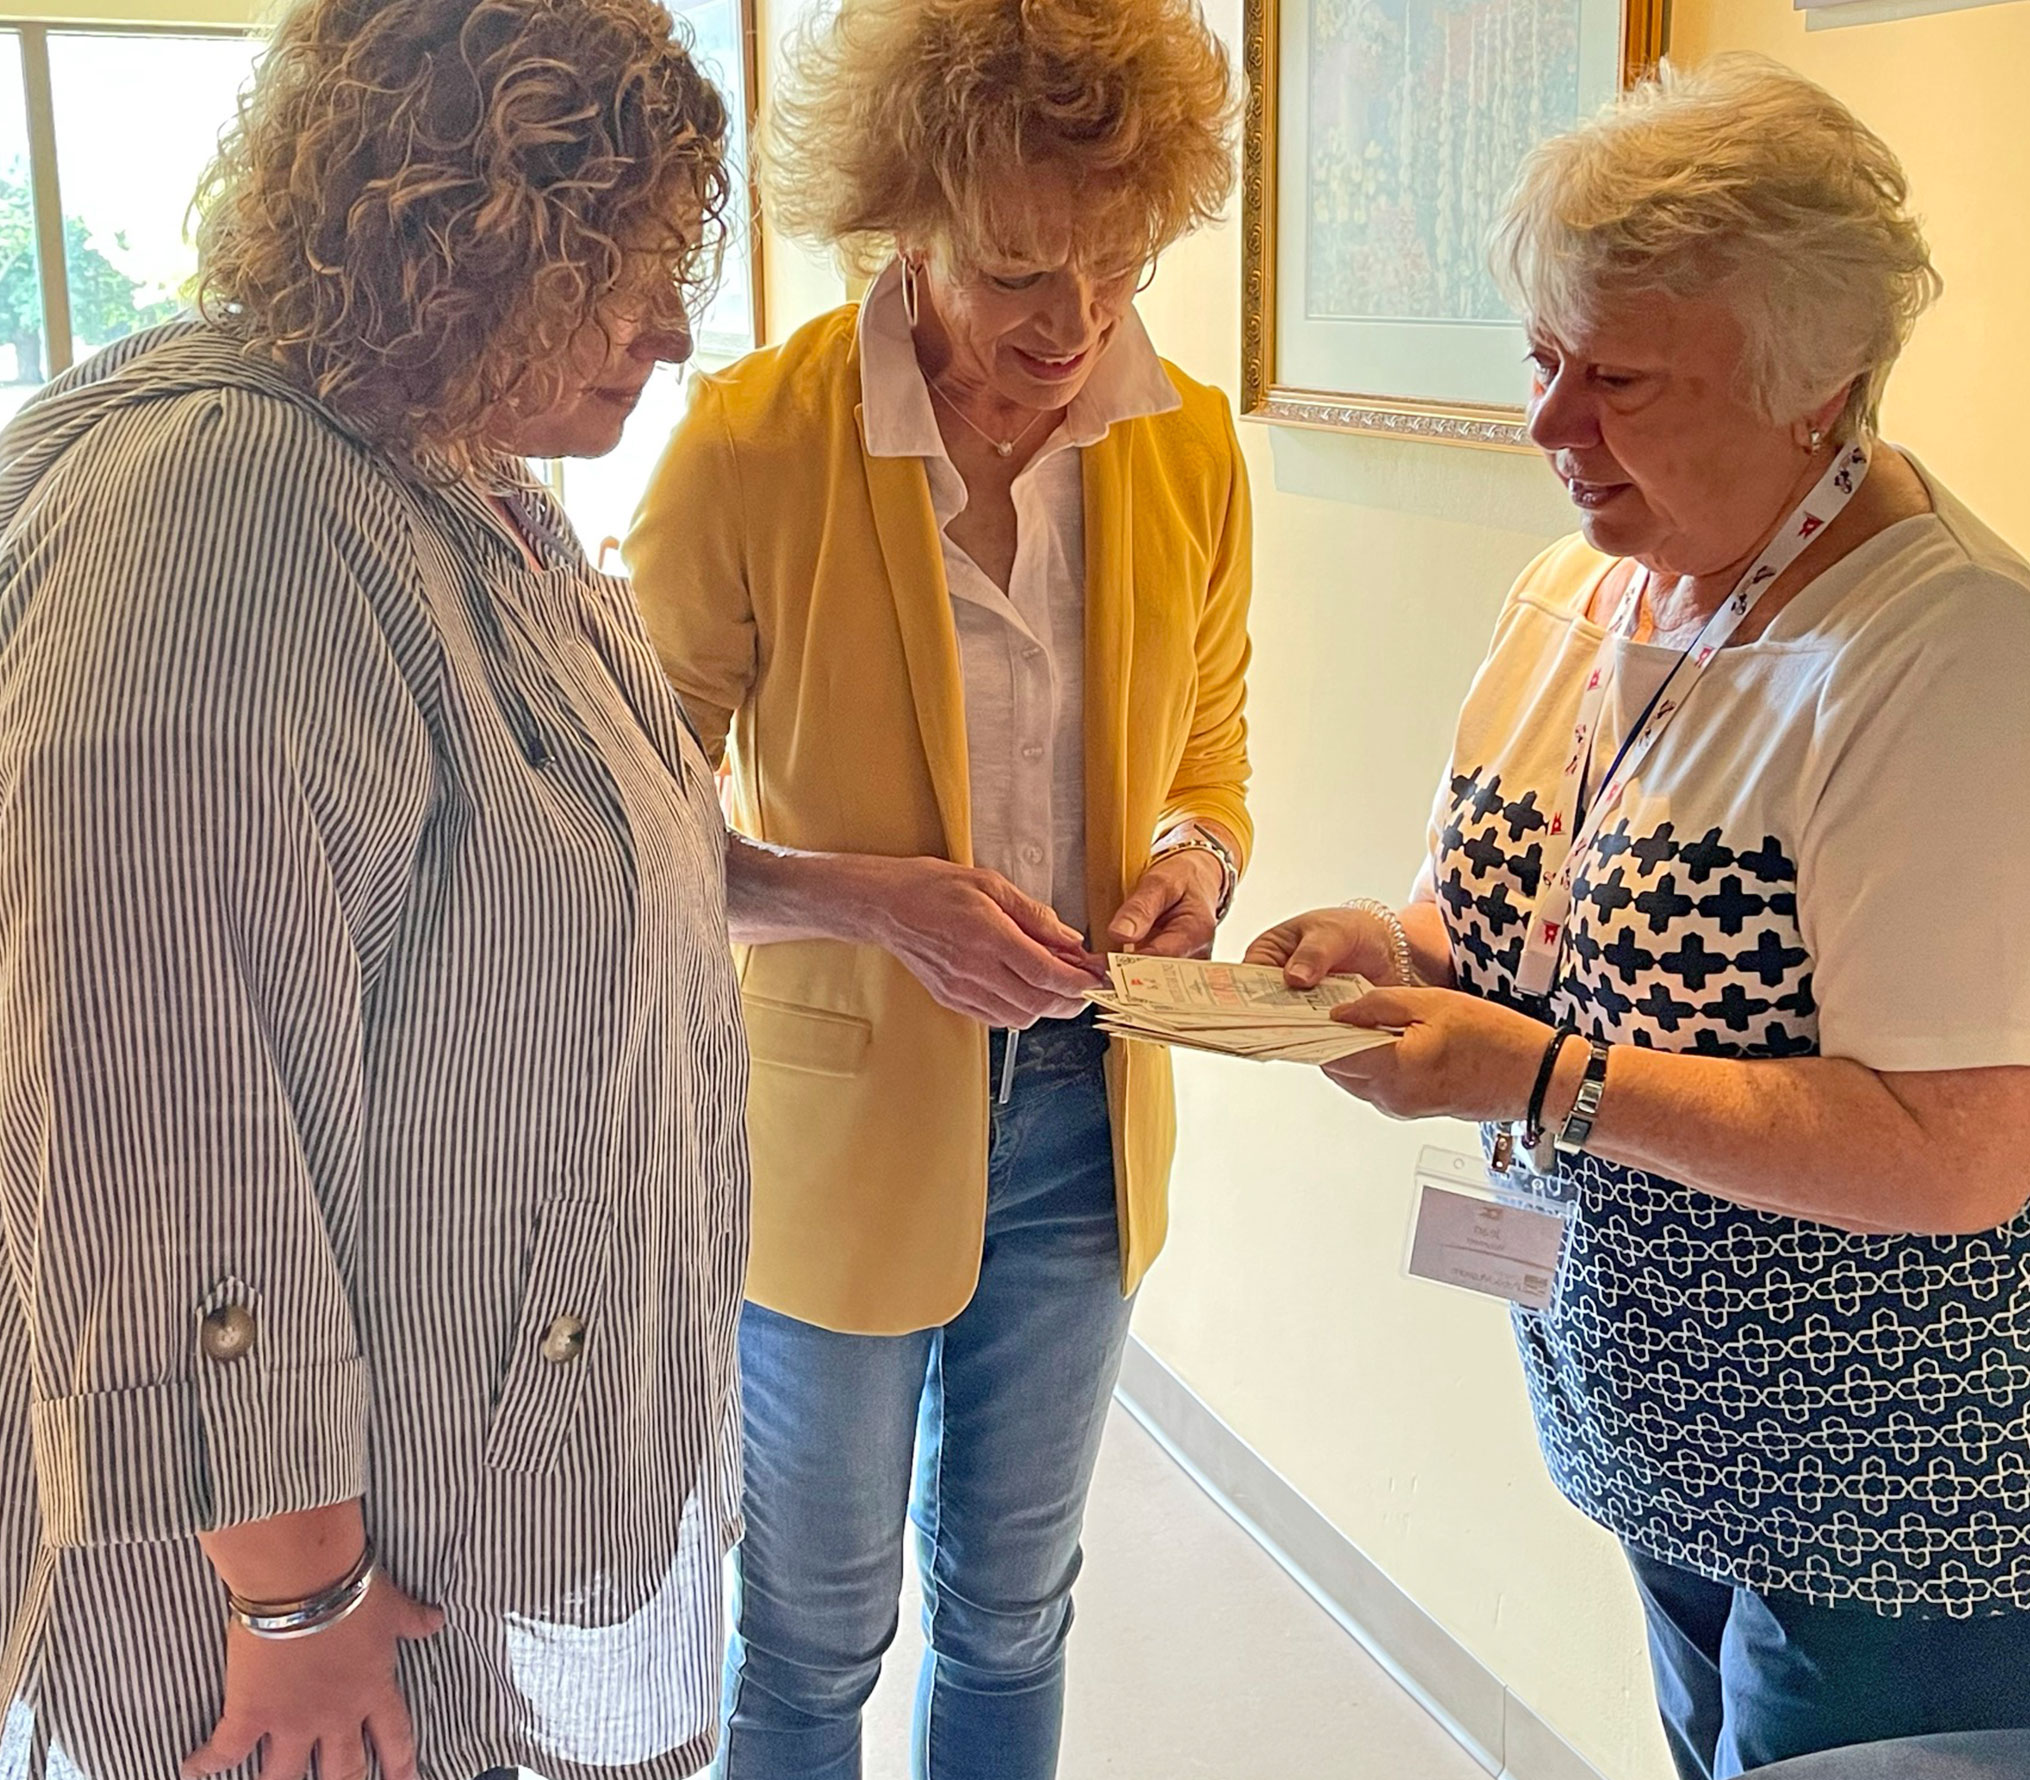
[1554, 1038, 1613, 1156]
[1151, 821, 1239, 921]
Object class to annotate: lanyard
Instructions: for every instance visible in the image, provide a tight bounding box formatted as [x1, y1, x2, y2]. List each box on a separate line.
[1512, 440, 1870, 999]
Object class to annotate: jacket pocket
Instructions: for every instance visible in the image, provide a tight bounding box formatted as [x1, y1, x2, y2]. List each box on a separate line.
[741, 994, 872, 1077]
[483, 1199, 615, 1475]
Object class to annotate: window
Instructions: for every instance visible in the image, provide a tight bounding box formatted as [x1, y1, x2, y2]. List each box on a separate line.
[0, 22, 259, 429]
[548, 0, 763, 569]
[0, 10, 762, 573]
[0, 33, 45, 430]
[46, 30, 261, 366]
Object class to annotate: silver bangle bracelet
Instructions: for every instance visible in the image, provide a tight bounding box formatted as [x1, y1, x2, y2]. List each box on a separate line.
[1342, 898, 1420, 987]
[227, 1541, 378, 1642]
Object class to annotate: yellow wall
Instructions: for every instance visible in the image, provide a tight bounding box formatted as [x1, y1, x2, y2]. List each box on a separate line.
[1128, 6, 1660, 1769]
[1671, 0, 2030, 549]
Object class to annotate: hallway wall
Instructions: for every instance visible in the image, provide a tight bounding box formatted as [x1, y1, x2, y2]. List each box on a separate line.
[1119, 3, 2030, 1777]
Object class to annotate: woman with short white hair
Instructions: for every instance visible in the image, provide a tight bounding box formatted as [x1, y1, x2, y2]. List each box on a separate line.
[1249, 56, 2030, 1779]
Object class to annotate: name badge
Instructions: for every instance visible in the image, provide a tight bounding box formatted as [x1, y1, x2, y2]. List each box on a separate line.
[1405, 1146, 1572, 1312]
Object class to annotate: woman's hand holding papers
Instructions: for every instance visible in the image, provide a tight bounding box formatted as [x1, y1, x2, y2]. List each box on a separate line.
[1107, 848, 1224, 959]
[1318, 988, 1551, 1122]
[1248, 904, 1551, 1118]
[1245, 902, 1456, 991]
[1245, 907, 1398, 987]
[1087, 955, 1397, 1062]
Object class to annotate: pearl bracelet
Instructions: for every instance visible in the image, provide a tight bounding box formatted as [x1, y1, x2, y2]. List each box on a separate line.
[227, 1541, 378, 1642]
[1342, 898, 1420, 987]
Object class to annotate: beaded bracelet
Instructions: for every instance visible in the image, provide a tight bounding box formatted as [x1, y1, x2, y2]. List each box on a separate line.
[1342, 898, 1419, 987]
[227, 1541, 377, 1642]
[1523, 1027, 1583, 1173]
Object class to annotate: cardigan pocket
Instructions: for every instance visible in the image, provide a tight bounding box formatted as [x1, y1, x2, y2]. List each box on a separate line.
[741, 994, 873, 1077]
[483, 1199, 615, 1475]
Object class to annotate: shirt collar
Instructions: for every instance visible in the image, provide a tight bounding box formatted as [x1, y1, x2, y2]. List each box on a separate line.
[856, 257, 1179, 463]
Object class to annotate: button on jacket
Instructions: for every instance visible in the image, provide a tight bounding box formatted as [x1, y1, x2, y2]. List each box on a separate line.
[0, 324, 748, 1780]
[626, 301, 1253, 1336]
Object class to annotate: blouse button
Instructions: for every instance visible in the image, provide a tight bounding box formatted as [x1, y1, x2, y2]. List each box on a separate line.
[200, 1305, 257, 1364]
[540, 1314, 588, 1364]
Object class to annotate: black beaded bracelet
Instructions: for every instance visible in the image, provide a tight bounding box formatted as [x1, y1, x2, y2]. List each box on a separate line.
[1523, 1026, 1581, 1156]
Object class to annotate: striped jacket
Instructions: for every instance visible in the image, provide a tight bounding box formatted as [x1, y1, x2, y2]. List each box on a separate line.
[0, 324, 748, 1778]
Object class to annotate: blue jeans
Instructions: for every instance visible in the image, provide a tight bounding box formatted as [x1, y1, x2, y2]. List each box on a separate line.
[1626, 1545, 2030, 1778]
[717, 1016, 1135, 1780]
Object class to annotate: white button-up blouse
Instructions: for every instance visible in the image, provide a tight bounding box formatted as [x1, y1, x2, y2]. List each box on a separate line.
[856, 260, 1181, 935]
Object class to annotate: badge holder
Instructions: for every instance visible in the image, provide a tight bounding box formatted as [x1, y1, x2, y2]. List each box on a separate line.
[1403, 1143, 1574, 1313]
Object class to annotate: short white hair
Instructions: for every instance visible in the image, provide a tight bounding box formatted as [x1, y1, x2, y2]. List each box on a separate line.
[1492, 55, 1941, 441]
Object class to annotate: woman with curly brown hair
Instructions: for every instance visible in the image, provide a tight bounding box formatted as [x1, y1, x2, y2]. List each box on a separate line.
[0, 2, 746, 1777]
[626, 2, 1251, 1775]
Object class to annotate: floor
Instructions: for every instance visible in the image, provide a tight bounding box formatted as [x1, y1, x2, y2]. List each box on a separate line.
[861, 1405, 1489, 1779]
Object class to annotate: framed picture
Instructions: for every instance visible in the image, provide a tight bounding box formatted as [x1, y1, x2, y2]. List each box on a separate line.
[1240, 0, 1668, 448]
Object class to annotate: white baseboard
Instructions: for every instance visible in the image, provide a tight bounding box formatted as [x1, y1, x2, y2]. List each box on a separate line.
[1115, 1337, 1609, 1780]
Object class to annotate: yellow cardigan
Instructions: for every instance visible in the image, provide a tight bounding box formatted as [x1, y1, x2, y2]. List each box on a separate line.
[625, 304, 1253, 1335]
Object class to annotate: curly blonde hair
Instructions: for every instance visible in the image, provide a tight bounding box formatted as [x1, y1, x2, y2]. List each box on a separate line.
[196, 0, 730, 473]
[1493, 55, 1941, 443]
[763, 0, 1236, 278]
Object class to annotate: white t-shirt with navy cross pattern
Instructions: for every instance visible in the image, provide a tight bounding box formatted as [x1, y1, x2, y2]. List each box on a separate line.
[1422, 456, 2030, 1615]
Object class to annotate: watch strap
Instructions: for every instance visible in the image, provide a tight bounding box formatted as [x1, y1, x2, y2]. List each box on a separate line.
[1553, 1038, 1612, 1156]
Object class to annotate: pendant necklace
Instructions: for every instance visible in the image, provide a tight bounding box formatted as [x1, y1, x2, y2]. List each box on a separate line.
[928, 378, 1048, 460]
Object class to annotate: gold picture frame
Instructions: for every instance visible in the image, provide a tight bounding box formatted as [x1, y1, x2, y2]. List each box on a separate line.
[1240, 0, 1670, 449]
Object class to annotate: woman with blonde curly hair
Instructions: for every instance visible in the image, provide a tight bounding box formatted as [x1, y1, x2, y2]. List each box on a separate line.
[0, 1, 747, 1776]
[626, 1, 1251, 1774]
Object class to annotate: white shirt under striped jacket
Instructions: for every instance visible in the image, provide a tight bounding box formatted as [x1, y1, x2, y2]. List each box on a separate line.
[0, 323, 748, 1779]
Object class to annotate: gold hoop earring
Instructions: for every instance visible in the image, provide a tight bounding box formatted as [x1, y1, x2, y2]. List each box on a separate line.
[901, 258, 921, 329]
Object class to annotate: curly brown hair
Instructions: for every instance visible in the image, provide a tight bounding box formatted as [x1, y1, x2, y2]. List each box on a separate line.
[196, 0, 730, 472]
[763, 0, 1236, 279]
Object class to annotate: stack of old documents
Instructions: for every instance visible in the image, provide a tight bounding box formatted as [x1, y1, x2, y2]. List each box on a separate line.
[1085, 954, 1400, 1064]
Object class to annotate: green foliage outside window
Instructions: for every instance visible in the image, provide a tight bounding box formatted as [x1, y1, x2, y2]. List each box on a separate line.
[0, 169, 176, 383]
